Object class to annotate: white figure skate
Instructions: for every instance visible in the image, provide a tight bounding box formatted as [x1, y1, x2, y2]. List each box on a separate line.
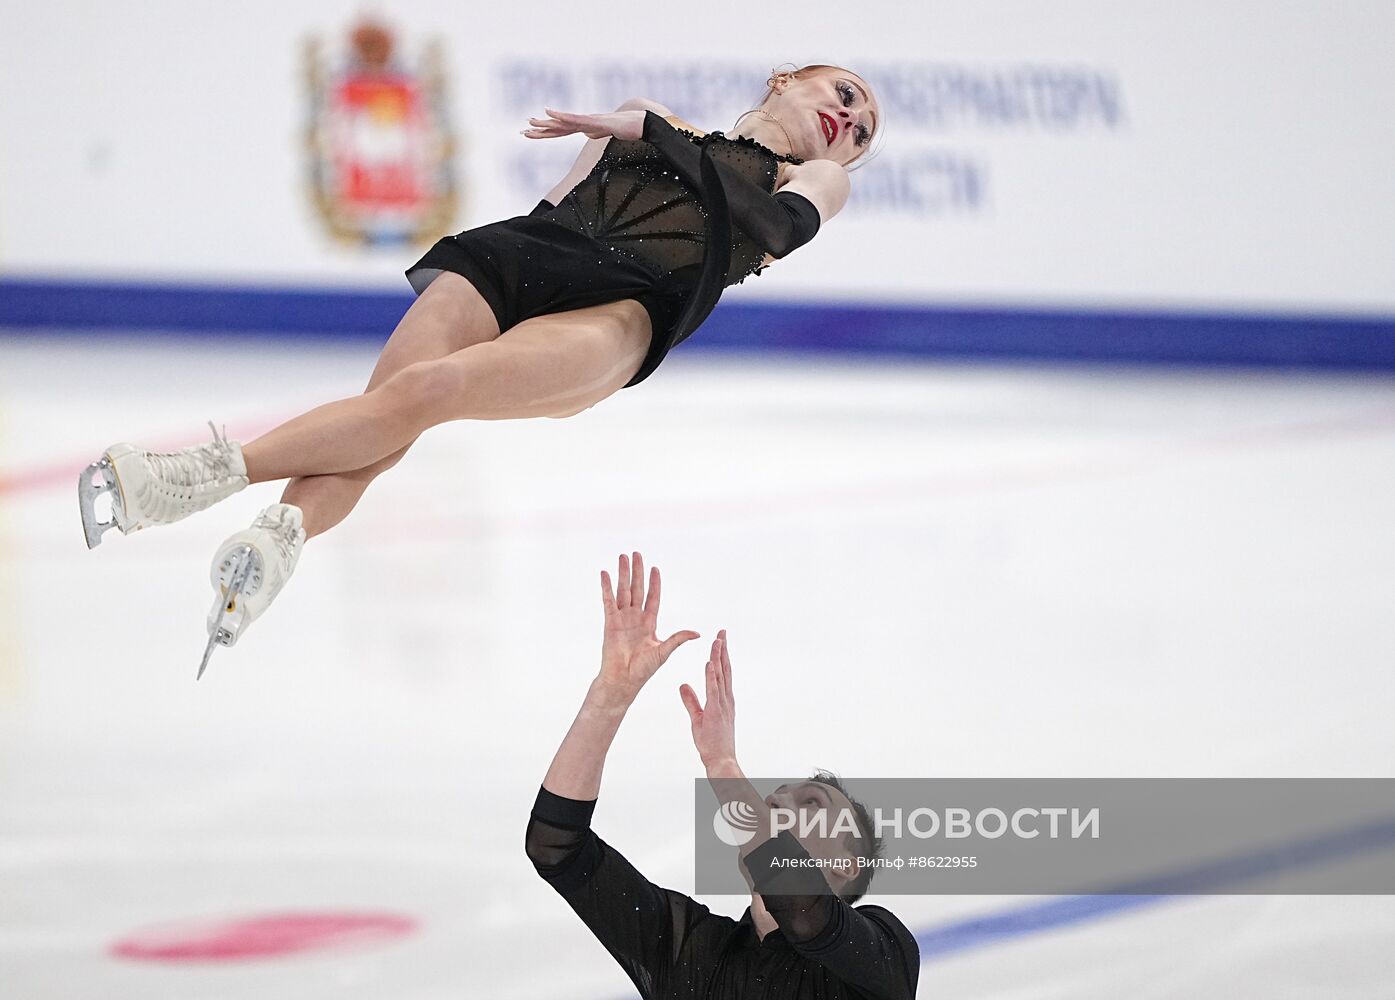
[78, 422, 249, 549]
[199, 503, 306, 679]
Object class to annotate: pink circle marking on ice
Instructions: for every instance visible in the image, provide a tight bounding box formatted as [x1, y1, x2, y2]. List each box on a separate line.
[109, 911, 419, 962]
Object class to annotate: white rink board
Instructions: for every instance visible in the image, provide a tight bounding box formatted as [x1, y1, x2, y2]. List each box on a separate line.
[1, 0, 1393, 313]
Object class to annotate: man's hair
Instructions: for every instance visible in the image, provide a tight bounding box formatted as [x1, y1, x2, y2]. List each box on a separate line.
[809, 769, 883, 903]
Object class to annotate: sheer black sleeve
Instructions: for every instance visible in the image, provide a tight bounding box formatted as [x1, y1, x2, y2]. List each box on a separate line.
[640, 111, 821, 259]
[741, 832, 921, 1000]
[525, 786, 735, 999]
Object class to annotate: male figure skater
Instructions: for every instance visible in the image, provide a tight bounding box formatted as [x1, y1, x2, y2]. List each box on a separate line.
[526, 552, 919, 1000]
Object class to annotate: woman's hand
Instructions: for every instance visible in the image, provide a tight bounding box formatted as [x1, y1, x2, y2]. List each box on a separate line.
[597, 552, 700, 703]
[680, 630, 739, 771]
[524, 107, 646, 142]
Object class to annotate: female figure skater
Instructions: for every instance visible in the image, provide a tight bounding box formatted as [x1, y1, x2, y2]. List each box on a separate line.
[77, 64, 880, 671]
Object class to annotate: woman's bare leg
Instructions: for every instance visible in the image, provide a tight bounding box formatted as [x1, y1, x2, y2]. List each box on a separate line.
[241, 297, 653, 494]
[277, 273, 501, 537]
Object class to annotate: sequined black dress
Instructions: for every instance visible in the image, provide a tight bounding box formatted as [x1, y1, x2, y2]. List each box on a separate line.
[406, 112, 821, 386]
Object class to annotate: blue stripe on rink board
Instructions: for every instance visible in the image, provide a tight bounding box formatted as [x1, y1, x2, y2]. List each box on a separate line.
[2, 277, 1395, 369]
[915, 814, 1395, 961]
[915, 895, 1166, 960]
[0, 279, 412, 342]
[704, 302, 1395, 370]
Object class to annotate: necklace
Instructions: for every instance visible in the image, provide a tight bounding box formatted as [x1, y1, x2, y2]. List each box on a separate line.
[737, 109, 798, 161]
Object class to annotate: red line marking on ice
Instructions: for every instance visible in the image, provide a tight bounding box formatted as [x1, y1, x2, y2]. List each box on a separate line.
[0, 461, 77, 496]
[5, 405, 1395, 526]
[0, 421, 283, 498]
[109, 911, 418, 963]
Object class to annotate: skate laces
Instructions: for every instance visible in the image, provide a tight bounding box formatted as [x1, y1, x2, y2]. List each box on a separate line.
[146, 422, 242, 487]
[251, 509, 302, 565]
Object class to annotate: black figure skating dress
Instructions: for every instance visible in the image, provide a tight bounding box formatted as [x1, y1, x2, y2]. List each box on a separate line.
[407, 111, 823, 386]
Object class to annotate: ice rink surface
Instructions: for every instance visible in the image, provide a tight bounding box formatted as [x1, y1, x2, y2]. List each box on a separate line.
[1, 333, 1393, 998]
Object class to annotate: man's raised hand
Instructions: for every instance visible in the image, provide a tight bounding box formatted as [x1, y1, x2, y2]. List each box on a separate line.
[598, 552, 700, 702]
[680, 630, 739, 771]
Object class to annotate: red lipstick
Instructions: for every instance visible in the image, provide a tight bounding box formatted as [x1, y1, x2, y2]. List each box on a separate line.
[818, 112, 838, 146]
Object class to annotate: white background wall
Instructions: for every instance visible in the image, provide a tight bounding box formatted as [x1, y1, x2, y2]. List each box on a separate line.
[1, 0, 1392, 313]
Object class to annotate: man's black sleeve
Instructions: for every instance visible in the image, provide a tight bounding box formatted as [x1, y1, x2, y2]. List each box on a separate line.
[640, 110, 822, 259]
[525, 786, 735, 999]
[742, 831, 921, 1000]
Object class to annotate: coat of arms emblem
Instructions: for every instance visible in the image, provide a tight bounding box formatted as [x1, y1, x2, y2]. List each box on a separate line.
[304, 19, 459, 246]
